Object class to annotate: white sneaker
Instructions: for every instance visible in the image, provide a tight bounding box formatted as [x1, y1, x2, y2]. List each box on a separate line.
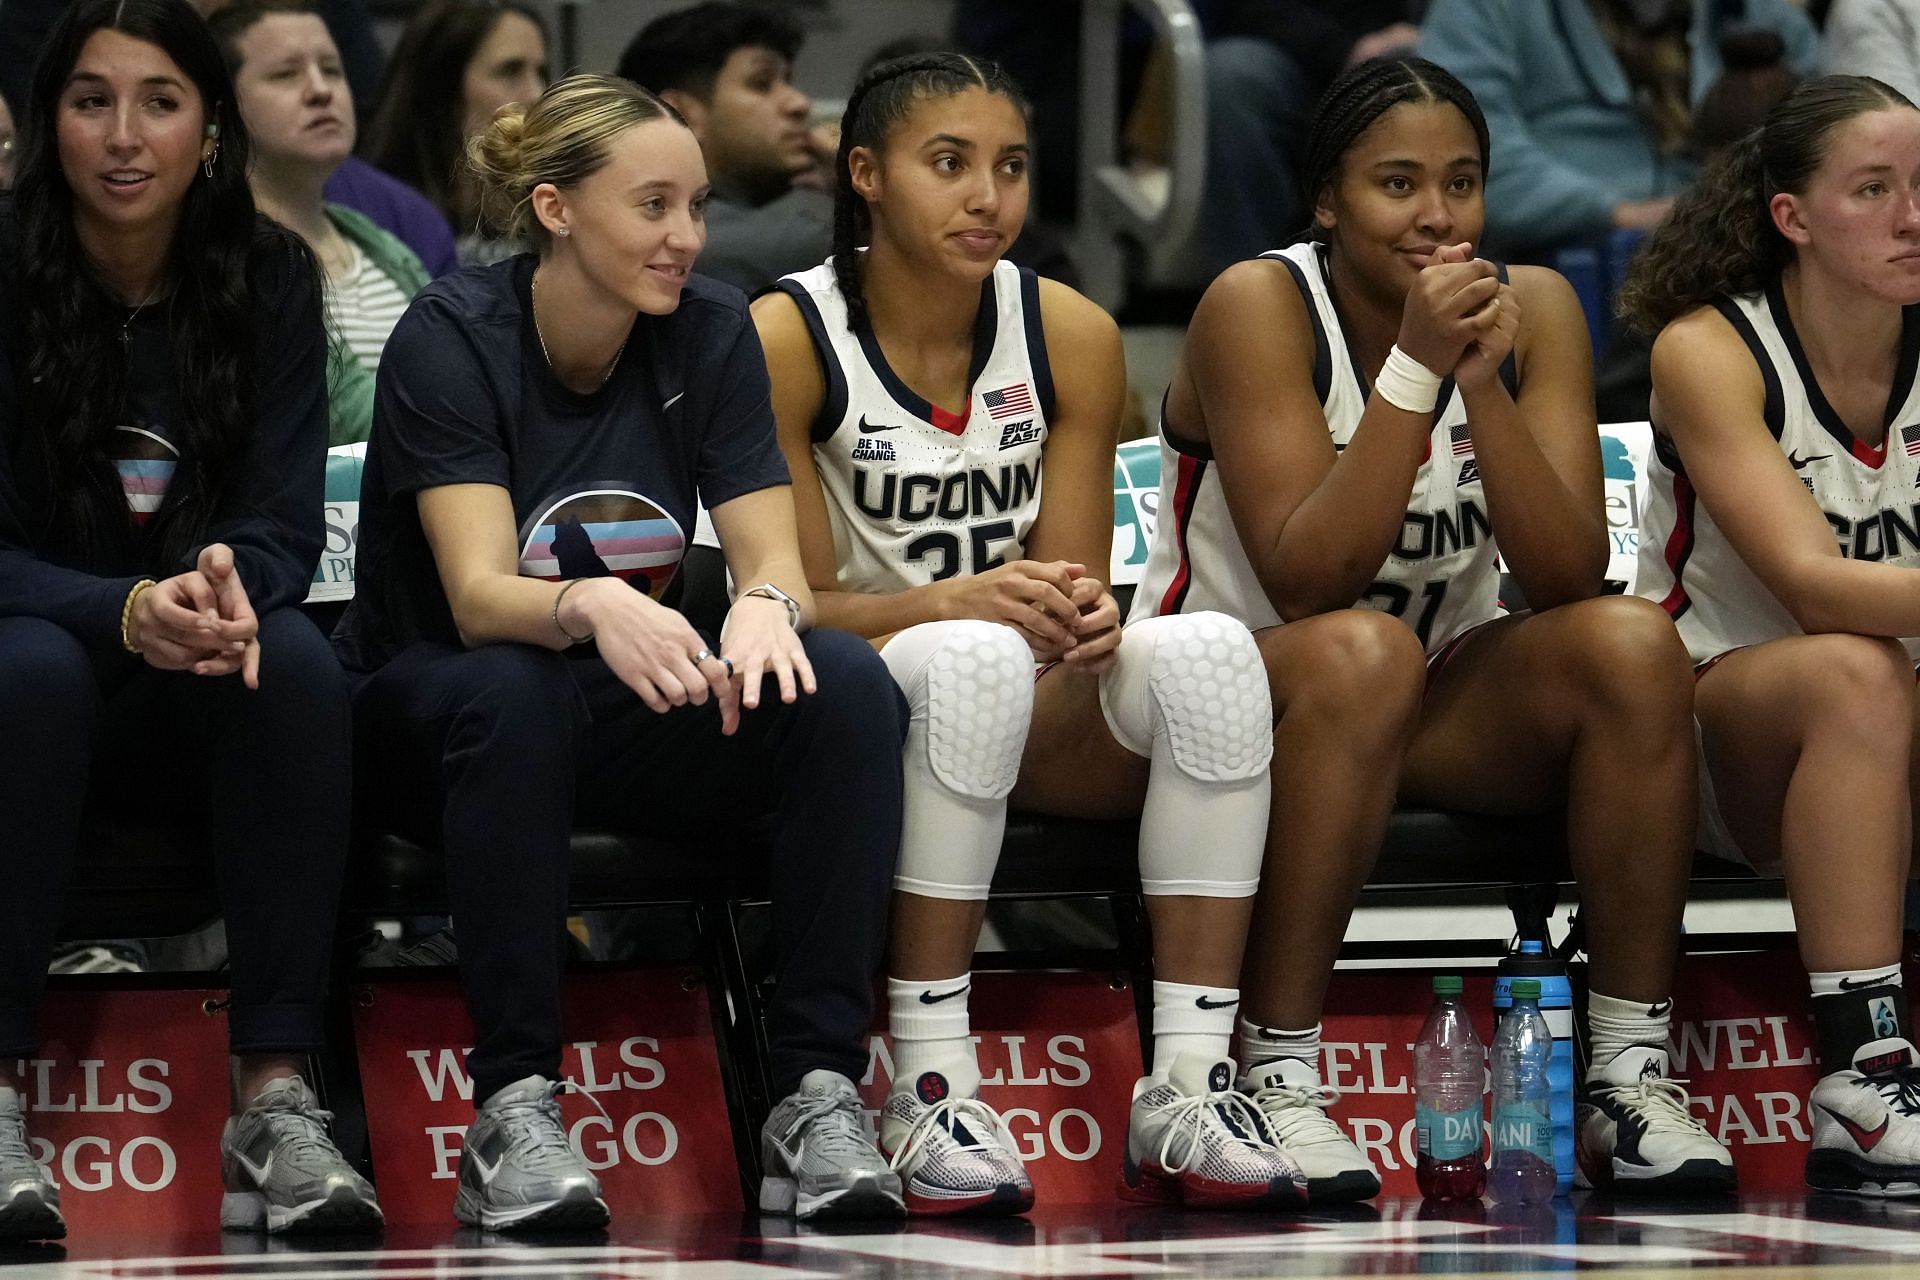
[1240, 1056, 1381, 1203]
[1120, 1053, 1307, 1209]
[1808, 1038, 1920, 1197]
[880, 1058, 1033, 1216]
[1577, 1044, 1735, 1196]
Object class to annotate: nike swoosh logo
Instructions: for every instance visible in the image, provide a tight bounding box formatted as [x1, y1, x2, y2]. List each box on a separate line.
[919, 984, 970, 1005]
[1646, 1000, 1673, 1018]
[233, 1149, 275, 1184]
[1824, 1104, 1891, 1152]
[858, 416, 900, 434]
[1194, 995, 1240, 1010]
[1790, 451, 1832, 470]
[1840, 973, 1901, 991]
[663, 392, 685, 410]
[468, 1149, 500, 1184]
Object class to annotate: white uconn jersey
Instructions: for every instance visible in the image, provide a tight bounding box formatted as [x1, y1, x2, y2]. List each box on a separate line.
[776, 258, 1052, 592]
[1132, 242, 1507, 652]
[1636, 282, 1920, 663]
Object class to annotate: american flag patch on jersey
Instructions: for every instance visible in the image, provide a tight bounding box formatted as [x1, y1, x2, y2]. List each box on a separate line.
[984, 384, 1034, 420]
[1450, 422, 1474, 457]
[1903, 423, 1920, 457]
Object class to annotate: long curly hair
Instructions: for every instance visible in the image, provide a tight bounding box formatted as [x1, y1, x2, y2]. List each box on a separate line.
[11, 0, 272, 569]
[830, 52, 1029, 334]
[1619, 75, 1915, 333]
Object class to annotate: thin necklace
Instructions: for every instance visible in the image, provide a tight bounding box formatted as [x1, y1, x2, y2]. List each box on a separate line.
[120, 285, 160, 352]
[531, 268, 628, 391]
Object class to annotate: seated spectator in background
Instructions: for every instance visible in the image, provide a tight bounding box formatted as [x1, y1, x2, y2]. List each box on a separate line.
[1419, 0, 1819, 259]
[211, 0, 429, 445]
[361, 0, 548, 265]
[1193, 0, 1423, 271]
[204, 0, 459, 272]
[1694, 28, 1803, 155]
[617, 2, 831, 295]
[1823, 0, 1920, 103]
[0, 0, 378, 1240]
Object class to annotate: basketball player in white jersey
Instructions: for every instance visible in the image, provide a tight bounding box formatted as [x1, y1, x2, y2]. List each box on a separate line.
[755, 54, 1298, 1213]
[1625, 75, 1920, 1197]
[1134, 56, 1732, 1196]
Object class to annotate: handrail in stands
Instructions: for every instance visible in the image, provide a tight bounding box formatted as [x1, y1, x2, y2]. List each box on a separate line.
[1074, 0, 1207, 311]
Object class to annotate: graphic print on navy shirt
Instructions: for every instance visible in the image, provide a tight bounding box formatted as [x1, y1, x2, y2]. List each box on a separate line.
[110, 424, 178, 525]
[518, 486, 687, 599]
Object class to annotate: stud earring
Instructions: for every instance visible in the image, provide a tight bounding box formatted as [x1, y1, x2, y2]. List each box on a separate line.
[205, 121, 221, 139]
[557, 226, 570, 238]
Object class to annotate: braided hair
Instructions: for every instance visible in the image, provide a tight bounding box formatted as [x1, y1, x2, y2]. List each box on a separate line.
[830, 52, 1029, 333]
[1299, 56, 1490, 243]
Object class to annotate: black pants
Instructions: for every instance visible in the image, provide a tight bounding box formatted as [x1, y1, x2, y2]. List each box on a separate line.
[0, 609, 352, 1056]
[350, 629, 905, 1105]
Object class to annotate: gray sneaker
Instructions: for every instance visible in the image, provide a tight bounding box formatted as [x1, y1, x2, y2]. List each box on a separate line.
[220, 1076, 383, 1234]
[759, 1069, 903, 1220]
[454, 1076, 609, 1232]
[0, 1086, 62, 1242]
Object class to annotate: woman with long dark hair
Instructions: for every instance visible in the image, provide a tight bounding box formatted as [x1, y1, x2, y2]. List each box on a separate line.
[1133, 55, 1730, 1197]
[0, 0, 378, 1241]
[1626, 74, 1920, 1197]
[359, 0, 546, 264]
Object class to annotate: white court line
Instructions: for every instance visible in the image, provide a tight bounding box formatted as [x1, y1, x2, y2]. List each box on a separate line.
[1609, 1212, 1920, 1255]
[771, 1232, 1176, 1276]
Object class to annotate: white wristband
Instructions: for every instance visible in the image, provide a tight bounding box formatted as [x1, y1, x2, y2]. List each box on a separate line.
[1373, 344, 1443, 414]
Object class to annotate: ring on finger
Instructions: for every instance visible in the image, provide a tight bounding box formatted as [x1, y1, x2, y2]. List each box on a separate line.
[691, 648, 713, 664]
[721, 656, 735, 679]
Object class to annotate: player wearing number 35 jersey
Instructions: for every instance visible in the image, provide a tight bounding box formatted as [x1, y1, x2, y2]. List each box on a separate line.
[1133, 56, 1732, 1198]
[757, 53, 1298, 1216]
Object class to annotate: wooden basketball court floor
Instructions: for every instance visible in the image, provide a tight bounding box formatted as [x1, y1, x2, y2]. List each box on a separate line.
[8, 1196, 1920, 1279]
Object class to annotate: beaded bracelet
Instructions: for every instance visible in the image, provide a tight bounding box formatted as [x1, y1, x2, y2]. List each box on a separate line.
[552, 578, 593, 645]
[121, 578, 158, 654]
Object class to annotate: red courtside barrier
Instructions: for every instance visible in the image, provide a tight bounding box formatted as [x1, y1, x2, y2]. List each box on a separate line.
[14, 987, 230, 1232]
[350, 969, 742, 1225]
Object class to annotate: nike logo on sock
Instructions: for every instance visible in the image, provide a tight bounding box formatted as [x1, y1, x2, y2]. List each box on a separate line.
[918, 984, 970, 1005]
[1645, 999, 1673, 1018]
[662, 392, 685, 410]
[1823, 1105, 1891, 1152]
[1194, 994, 1240, 1011]
[1839, 972, 1904, 991]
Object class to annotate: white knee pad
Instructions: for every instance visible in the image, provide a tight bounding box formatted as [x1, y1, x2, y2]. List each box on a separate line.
[883, 620, 1036, 901]
[1101, 612, 1272, 898]
[1099, 612, 1273, 783]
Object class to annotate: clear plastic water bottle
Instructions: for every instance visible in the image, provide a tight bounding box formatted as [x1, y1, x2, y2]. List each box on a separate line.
[1488, 977, 1557, 1206]
[1492, 939, 1575, 1194]
[1415, 975, 1485, 1201]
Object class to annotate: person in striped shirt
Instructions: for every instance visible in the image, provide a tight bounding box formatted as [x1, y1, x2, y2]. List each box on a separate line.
[210, 0, 427, 446]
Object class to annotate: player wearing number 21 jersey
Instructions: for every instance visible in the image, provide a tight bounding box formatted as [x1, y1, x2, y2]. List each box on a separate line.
[1132, 240, 1505, 652]
[1129, 55, 1731, 1201]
